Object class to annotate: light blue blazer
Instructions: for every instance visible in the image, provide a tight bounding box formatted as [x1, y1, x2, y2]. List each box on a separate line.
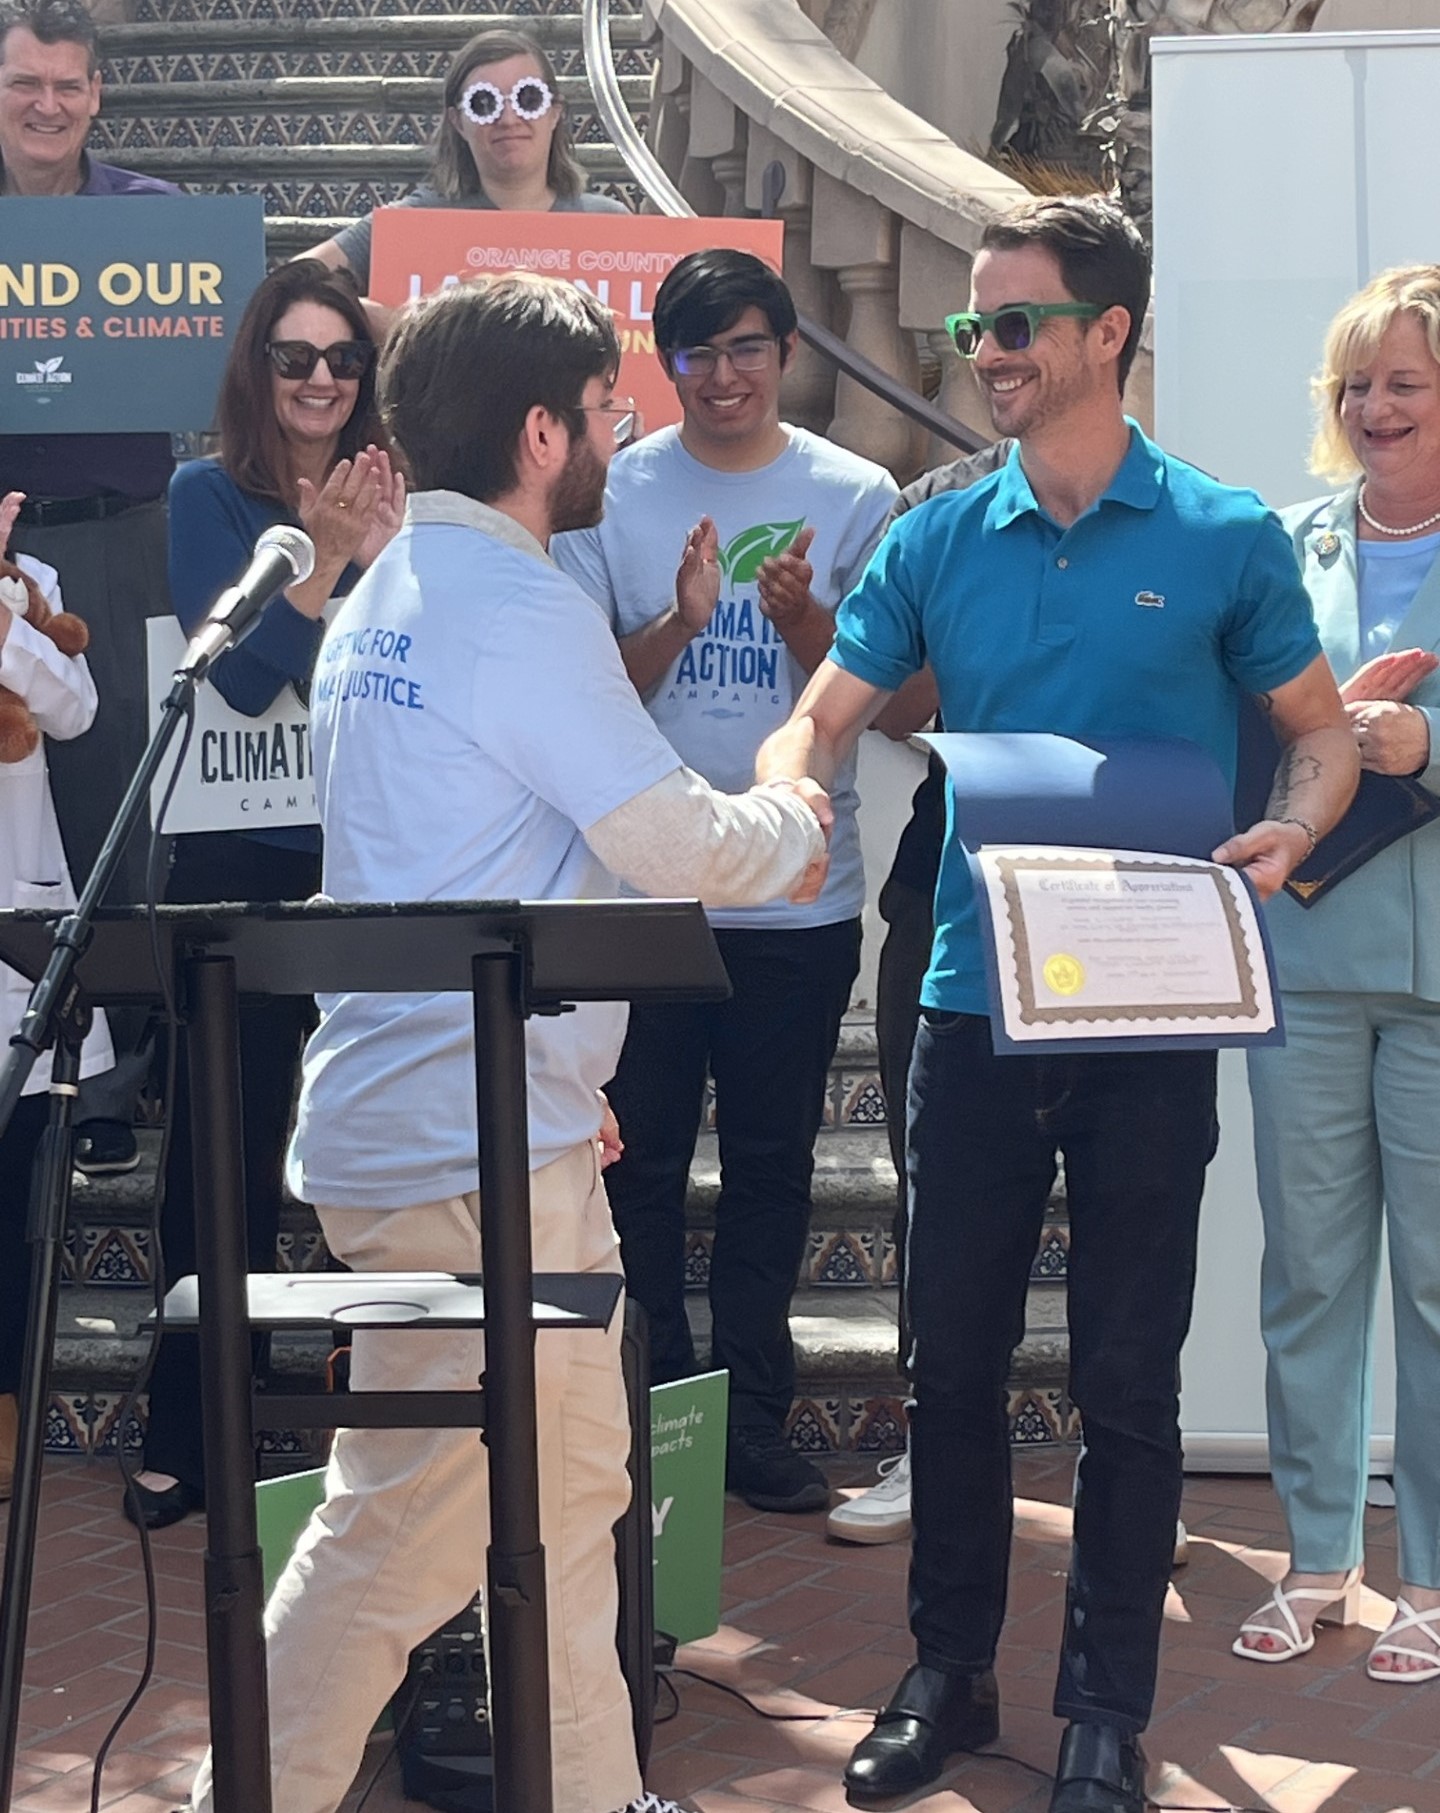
[1267, 485, 1440, 1000]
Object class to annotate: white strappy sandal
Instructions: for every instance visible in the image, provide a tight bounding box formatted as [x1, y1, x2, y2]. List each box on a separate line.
[1232, 1567, 1363, 1663]
[1366, 1597, 1440, 1683]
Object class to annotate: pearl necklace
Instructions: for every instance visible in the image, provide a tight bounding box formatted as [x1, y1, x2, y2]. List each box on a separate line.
[1357, 484, 1440, 538]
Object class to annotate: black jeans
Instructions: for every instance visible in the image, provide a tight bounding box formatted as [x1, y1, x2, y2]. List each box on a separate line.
[874, 873, 935, 1379]
[604, 917, 860, 1430]
[906, 1012, 1217, 1733]
[143, 832, 320, 1488]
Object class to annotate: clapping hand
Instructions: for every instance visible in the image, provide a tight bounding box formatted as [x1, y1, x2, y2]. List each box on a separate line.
[353, 452, 406, 570]
[295, 446, 404, 612]
[757, 525, 816, 629]
[0, 491, 23, 559]
[1340, 648, 1439, 704]
[1346, 699, 1432, 776]
[675, 516, 719, 633]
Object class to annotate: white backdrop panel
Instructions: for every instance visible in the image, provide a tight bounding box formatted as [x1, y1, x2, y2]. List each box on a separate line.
[1152, 31, 1439, 1467]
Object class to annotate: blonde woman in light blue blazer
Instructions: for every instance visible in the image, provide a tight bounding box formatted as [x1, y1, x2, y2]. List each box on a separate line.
[1236, 267, 1440, 1682]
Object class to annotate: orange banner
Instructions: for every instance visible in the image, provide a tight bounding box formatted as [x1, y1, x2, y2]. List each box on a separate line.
[370, 211, 785, 434]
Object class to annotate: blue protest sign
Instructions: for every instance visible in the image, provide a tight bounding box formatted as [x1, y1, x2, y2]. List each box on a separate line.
[0, 194, 265, 431]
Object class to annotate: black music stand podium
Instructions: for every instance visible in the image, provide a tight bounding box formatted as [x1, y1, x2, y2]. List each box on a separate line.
[0, 898, 729, 1813]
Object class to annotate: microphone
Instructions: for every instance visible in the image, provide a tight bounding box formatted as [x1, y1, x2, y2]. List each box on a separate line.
[177, 524, 317, 680]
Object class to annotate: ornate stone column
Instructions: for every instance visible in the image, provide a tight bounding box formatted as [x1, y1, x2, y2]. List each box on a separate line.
[810, 170, 924, 479]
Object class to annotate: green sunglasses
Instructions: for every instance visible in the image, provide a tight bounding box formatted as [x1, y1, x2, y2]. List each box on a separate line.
[945, 302, 1102, 358]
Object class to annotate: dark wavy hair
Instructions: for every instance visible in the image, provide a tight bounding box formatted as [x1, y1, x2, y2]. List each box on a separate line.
[380, 274, 618, 501]
[216, 259, 385, 506]
[429, 26, 586, 204]
[979, 194, 1150, 391]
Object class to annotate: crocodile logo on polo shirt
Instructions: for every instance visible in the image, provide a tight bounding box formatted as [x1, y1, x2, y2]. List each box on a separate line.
[1134, 590, 1165, 608]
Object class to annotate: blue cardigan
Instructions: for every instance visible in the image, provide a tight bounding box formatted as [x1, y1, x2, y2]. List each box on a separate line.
[167, 457, 359, 854]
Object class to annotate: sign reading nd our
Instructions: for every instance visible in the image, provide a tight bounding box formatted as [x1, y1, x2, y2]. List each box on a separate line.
[0, 195, 266, 432]
[370, 212, 785, 434]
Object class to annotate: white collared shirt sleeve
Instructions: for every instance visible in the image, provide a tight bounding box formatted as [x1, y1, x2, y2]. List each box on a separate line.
[585, 766, 824, 908]
[0, 615, 97, 743]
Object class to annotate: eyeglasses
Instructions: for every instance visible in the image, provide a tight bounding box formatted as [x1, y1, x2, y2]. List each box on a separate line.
[670, 335, 777, 378]
[460, 74, 555, 127]
[578, 398, 643, 449]
[944, 302, 1102, 358]
[266, 339, 375, 382]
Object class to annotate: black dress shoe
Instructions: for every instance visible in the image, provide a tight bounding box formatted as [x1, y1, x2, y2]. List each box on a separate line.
[122, 1477, 204, 1531]
[1049, 1721, 1149, 1813]
[843, 1661, 1000, 1801]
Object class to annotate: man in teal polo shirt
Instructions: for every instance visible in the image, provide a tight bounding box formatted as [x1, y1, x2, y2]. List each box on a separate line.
[757, 196, 1359, 1813]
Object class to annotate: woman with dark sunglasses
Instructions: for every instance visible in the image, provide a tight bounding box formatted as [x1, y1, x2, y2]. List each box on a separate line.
[124, 259, 404, 1529]
[308, 26, 628, 298]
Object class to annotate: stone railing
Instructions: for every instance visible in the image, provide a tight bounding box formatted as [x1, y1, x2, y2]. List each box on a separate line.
[639, 0, 1154, 478]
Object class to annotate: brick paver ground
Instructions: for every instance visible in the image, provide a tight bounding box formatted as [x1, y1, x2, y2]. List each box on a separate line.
[4, 1450, 1436, 1812]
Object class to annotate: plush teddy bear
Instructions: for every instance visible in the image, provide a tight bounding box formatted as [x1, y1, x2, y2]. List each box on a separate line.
[0, 557, 89, 763]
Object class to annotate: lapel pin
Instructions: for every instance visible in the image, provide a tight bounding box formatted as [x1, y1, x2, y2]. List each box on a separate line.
[1316, 531, 1341, 560]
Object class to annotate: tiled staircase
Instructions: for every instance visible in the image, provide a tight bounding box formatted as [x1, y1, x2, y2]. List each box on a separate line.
[52, 1010, 1075, 1465]
[47, 0, 1076, 1464]
[95, 1, 653, 257]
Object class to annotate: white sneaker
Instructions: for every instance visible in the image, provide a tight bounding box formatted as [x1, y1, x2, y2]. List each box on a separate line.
[615, 1796, 696, 1812]
[826, 1448, 911, 1544]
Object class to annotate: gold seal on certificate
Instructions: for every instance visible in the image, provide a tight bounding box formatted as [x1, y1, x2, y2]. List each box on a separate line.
[976, 846, 1277, 1045]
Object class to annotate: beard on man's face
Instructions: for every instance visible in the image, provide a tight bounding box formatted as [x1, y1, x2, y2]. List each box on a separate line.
[549, 428, 609, 535]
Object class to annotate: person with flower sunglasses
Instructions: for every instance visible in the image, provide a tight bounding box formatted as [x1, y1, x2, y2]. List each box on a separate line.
[310, 26, 628, 299]
[124, 259, 404, 1531]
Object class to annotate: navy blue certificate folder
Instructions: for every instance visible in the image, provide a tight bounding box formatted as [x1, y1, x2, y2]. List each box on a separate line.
[923, 732, 1283, 1055]
[1235, 697, 1440, 906]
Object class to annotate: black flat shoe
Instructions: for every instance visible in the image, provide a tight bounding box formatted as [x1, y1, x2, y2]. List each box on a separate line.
[122, 1477, 204, 1531]
[843, 1661, 1000, 1802]
[1050, 1721, 1149, 1813]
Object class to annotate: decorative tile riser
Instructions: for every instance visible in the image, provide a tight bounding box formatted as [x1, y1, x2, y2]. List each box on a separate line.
[64, 1213, 1069, 1295]
[104, 16, 650, 60]
[784, 1387, 1079, 1457]
[45, 1391, 331, 1471]
[130, 0, 643, 20]
[43, 1386, 1076, 1459]
[92, 95, 647, 152]
[104, 44, 652, 81]
[60, 1208, 331, 1288]
[683, 1219, 1071, 1292]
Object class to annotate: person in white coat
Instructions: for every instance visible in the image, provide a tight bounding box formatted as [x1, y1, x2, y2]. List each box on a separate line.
[0, 503, 113, 1497]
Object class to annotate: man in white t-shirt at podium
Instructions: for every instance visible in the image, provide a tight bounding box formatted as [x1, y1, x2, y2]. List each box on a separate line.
[184, 275, 830, 1813]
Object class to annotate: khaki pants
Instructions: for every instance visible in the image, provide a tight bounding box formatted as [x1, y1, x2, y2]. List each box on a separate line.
[188, 1139, 641, 1813]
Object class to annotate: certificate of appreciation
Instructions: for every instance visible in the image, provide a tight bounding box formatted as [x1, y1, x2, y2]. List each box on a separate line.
[974, 846, 1277, 1048]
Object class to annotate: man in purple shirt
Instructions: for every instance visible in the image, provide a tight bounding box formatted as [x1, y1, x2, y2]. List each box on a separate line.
[0, 0, 180, 1172]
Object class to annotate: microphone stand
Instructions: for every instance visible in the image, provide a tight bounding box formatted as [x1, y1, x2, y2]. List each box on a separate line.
[0, 664, 226, 1811]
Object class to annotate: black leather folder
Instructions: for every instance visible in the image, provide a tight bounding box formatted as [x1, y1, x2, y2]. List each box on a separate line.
[1236, 699, 1440, 907]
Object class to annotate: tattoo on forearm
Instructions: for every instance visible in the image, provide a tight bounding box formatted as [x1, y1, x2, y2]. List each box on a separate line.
[1267, 745, 1323, 817]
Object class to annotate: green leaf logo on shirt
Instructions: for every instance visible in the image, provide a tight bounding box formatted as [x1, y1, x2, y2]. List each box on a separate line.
[718, 520, 805, 586]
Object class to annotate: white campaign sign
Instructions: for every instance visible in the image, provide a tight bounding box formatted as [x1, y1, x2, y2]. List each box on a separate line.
[146, 616, 319, 835]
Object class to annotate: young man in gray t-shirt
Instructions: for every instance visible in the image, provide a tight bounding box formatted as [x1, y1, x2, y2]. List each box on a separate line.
[554, 250, 896, 1513]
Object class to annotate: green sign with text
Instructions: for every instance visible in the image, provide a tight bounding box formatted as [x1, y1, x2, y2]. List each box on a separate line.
[0, 194, 265, 431]
[650, 1369, 728, 1644]
[255, 1368, 732, 1652]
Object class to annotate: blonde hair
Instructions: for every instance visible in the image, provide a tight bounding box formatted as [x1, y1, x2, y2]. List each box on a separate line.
[1310, 264, 1440, 482]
